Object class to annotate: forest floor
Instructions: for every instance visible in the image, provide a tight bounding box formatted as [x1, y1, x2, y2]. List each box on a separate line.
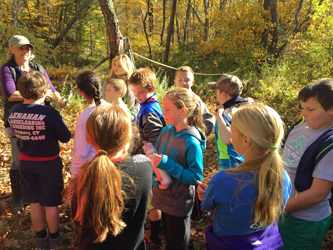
[0, 98, 332, 249]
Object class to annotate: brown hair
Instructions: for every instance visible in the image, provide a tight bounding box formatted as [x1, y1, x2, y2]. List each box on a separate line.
[128, 67, 156, 91]
[165, 88, 206, 135]
[17, 71, 50, 100]
[74, 105, 133, 242]
[229, 103, 285, 228]
[174, 66, 194, 77]
[108, 54, 133, 81]
[298, 78, 333, 111]
[217, 75, 243, 98]
[106, 78, 127, 98]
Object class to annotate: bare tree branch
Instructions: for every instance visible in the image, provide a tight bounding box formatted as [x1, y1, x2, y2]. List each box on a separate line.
[24, 0, 36, 34]
[160, 0, 166, 46]
[143, 0, 152, 58]
[190, 3, 204, 26]
[294, 0, 304, 33]
[52, 0, 94, 48]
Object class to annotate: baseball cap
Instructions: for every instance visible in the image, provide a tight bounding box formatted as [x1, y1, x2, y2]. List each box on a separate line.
[207, 74, 243, 96]
[9, 35, 35, 49]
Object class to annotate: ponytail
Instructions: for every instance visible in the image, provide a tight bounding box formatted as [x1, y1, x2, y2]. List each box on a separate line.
[74, 154, 126, 242]
[188, 101, 206, 136]
[93, 85, 101, 106]
[253, 149, 283, 227]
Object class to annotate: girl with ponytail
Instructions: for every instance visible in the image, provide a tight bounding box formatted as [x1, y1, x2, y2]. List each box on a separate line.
[73, 105, 152, 250]
[150, 88, 206, 250]
[70, 70, 109, 179]
[197, 103, 292, 250]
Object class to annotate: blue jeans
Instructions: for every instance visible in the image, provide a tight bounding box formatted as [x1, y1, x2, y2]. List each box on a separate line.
[10, 137, 19, 170]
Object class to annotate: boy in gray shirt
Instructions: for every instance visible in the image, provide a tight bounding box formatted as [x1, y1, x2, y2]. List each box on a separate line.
[278, 78, 333, 250]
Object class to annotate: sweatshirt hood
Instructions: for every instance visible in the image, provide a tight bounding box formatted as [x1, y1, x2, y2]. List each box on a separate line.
[170, 126, 206, 152]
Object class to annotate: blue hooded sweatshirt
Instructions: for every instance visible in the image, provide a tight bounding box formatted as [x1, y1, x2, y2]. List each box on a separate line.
[151, 125, 206, 217]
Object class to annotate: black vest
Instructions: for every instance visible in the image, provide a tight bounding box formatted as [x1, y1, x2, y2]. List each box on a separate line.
[2, 59, 44, 126]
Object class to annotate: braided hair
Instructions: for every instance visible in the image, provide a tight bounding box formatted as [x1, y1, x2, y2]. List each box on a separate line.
[76, 70, 101, 106]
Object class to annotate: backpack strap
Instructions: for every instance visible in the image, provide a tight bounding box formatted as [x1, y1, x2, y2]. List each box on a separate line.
[282, 117, 305, 150]
[294, 127, 333, 192]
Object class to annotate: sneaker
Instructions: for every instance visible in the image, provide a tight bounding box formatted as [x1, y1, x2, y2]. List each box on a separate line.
[49, 232, 66, 250]
[191, 218, 203, 224]
[35, 229, 49, 250]
[145, 236, 162, 250]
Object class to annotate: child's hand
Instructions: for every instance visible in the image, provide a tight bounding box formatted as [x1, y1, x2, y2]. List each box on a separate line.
[245, 97, 254, 104]
[159, 181, 173, 190]
[152, 154, 163, 168]
[154, 176, 162, 182]
[57, 99, 67, 109]
[197, 180, 208, 201]
[45, 89, 53, 99]
[215, 105, 225, 117]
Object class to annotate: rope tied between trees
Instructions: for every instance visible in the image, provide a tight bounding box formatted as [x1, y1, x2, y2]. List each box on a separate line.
[132, 52, 256, 76]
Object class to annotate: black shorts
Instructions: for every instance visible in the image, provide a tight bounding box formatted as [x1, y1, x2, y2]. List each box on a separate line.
[19, 157, 64, 206]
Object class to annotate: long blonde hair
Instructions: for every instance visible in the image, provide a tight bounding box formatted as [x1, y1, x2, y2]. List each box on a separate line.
[230, 103, 285, 228]
[108, 54, 133, 81]
[74, 105, 132, 242]
[165, 88, 206, 135]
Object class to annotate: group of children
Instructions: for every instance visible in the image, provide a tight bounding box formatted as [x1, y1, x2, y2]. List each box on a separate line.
[4, 52, 333, 250]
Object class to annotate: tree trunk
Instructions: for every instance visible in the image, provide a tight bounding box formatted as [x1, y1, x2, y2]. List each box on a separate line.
[12, 0, 24, 26]
[25, 0, 36, 34]
[148, 2, 153, 35]
[191, 4, 204, 26]
[98, 0, 122, 65]
[184, 0, 191, 43]
[160, 0, 166, 46]
[220, 0, 227, 12]
[172, 26, 174, 45]
[52, 0, 94, 48]
[176, 14, 180, 44]
[143, 0, 152, 57]
[164, 0, 177, 64]
[261, 0, 270, 49]
[268, 0, 279, 57]
[90, 23, 93, 57]
[203, 0, 209, 41]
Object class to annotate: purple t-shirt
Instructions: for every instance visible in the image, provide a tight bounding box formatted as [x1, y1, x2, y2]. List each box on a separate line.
[0, 64, 56, 99]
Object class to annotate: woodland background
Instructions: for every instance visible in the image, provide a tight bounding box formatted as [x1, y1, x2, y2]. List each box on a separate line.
[0, 0, 333, 249]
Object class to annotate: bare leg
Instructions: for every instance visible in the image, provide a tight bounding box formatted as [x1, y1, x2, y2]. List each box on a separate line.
[45, 206, 60, 234]
[30, 203, 45, 232]
[150, 208, 161, 221]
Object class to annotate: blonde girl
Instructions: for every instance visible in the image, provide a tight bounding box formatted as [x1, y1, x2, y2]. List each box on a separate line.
[102, 54, 135, 110]
[72, 105, 152, 250]
[150, 88, 206, 250]
[197, 103, 292, 250]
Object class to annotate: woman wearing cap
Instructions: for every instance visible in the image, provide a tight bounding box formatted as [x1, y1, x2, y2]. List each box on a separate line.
[0, 35, 66, 213]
